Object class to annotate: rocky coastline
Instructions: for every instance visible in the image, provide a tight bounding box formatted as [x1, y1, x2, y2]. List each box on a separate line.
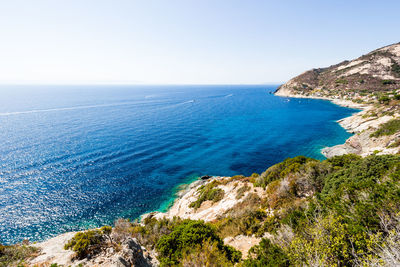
[6, 42, 400, 267]
[275, 90, 400, 157]
[23, 94, 400, 266]
[276, 91, 400, 157]
[274, 42, 400, 158]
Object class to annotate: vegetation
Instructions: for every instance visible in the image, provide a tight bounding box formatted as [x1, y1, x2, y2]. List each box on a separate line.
[181, 239, 237, 267]
[155, 220, 241, 266]
[215, 193, 266, 238]
[243, 238, 289, 267]
[189, 180, 225, 209]
[254, 156, 318, 188]
[236, 184, 250, 199]
[64, 226, 112, 259]
[378, 95, 391, 104]
[392, 62, 400, 77]
[54, 154, 400, 266]
[205, 154, 400, 266]
[382, 79, 396, 85]
[335, 78, 348, 85]
[370, 118, 400, 137]
[0, 243, 39, 267]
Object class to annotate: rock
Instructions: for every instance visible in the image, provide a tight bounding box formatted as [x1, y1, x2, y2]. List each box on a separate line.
[113, 255, 130, 267]
[113, 238, 157, 267]
[200, 175, 212, 180]
[29, 232, 158, 267]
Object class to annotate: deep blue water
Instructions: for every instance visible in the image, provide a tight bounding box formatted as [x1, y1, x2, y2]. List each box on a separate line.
[0, 85, 356, 244]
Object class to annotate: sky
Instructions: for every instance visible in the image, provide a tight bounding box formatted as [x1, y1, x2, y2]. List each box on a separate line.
[0, 0, 399, 85]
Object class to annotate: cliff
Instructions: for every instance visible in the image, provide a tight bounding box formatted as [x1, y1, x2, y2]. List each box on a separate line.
[275, 42, 400, 98]
[275, 42, 400, 157]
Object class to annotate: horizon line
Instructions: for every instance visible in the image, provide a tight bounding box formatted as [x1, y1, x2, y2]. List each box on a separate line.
[0, 82, 283, 86]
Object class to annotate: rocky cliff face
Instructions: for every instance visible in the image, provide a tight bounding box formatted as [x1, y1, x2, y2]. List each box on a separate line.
[275, 42, 400, 158]
[275, 42, 400, 98]
[29, 232, 159, 267]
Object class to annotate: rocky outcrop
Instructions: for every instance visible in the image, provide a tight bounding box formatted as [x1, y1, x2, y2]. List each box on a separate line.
[322, 107, 400, 157]
[29, 233, 158, 267]
[147, 176, 266, 222]
[275, 42, 400, 98]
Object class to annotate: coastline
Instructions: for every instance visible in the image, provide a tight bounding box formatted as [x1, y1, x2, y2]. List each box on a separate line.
[22, 90, 396, 266]
[275, 91, 400, 157]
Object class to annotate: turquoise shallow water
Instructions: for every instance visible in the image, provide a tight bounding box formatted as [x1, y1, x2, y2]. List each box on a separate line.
[0, 85, 356, 244]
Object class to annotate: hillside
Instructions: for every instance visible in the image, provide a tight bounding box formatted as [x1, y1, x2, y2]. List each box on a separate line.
[275, 42, 400, 98]
[11, 154, 400, 266]
[276, 42, 400, 158]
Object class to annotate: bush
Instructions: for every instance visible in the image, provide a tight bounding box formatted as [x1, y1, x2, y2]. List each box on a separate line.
[379, 95, 391, 104]
[382, 80, 396, 85]
[64, 226, 112, 259]
[130, 217, 181, 249]
[189, 180, 225, 209]
[243, 238, 289, 267]
[236, 184, 251, 200]
[288, 215, 354, 266]
[335, 79, 348, 85]
[328, 154, 362, 168]
[181, 239, 235, 267]
[255, 156, 316, 188]
[370, 119, 400, 137]
[156, 220, 241, 266]
[0, 244, 39, 267]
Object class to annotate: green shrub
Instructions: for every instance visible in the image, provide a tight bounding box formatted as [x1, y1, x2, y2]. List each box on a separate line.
[327, 153, 362, 168]
[131, 217, 182, 249]
[255, 156, 316, 188]
[288, 215, 353, 266]
[215, 193, 265, 238]
[370, 119, 400, 137]
[243, 238, 289, 267]
[156, 220, 241, 266]
[181, 239, 235, 266]
[232, 175, 246, 180]
[335, 79, 348, 85]
[0, 244, 39, 267]
[321, 155, 400, 230]
[379, 95, 391, 104]
[259, 215, 280, 233]
[382, 80, 396, 85]
[388, 139, 400, 148]
[236, 184, 251, 199]
[64, 226, 112, 259]
[189, 180, 225, 209]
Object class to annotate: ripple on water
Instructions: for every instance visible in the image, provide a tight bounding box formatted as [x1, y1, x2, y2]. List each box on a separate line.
[0, 85, 356, 244]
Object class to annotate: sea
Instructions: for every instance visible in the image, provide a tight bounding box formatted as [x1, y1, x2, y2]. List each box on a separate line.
[0, 85, 357, 244]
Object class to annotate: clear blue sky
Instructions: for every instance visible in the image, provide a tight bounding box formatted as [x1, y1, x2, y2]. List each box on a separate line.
[0, 0, 399, 84]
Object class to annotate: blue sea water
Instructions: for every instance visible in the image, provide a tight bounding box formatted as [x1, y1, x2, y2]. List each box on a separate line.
[0, 85, 357, 244]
